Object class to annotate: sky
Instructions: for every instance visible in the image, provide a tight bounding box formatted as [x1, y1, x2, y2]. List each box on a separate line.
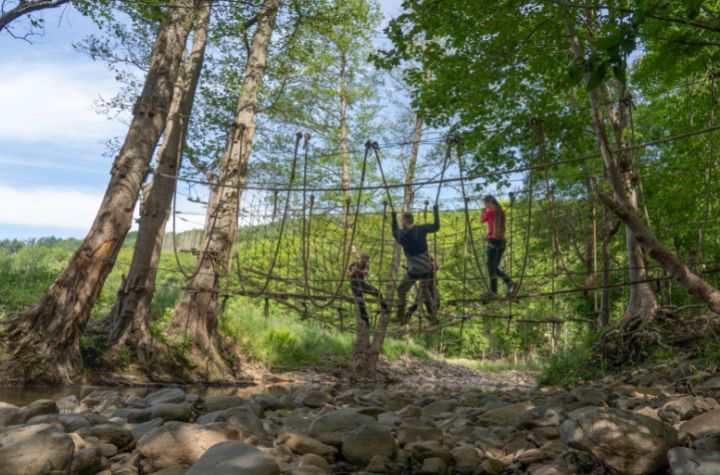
[0, 0, 404, 240]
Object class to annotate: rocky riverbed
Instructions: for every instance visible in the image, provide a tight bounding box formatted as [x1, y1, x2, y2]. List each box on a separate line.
[0, 357, 718, 475]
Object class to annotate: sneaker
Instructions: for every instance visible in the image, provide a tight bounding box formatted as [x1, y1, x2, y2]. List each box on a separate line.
[506, 281, 518, 297]
[480, 291, 498, 305]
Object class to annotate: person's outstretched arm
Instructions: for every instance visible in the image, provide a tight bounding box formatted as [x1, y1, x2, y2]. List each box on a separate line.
[419, 205, 440, 233]
[391, 212, 401, 242]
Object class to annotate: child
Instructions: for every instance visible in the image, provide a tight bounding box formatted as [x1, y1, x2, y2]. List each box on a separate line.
[480, 195, 516, 302]
[348, 252, 387, 326]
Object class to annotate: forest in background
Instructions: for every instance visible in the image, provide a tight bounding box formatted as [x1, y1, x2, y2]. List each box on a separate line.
[1, 0, 720, 385]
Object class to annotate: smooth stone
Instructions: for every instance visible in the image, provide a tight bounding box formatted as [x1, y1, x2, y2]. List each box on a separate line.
[419, 457, 446, 474]
[185, 440, 279, 475]
[137, 421, 240, 472]
[0, 403, 22, 427]
[0, 424, 74, 475]
[308, 409, 377, 446]
[145, 388, 186, 406]
[570, 388, 607, 406]
[559, 406, 677, 475]
[76, 424, 134, 448]
[203, 396, 247, 413]
[451, 446, 483, 474]
[277, 431, 337, 458]
[680, 408, 720, 439]
[150, 403, 192, 422]
[300, 390, 332, 409]
[405, 441, 451, 463]
[397, 425, 443, 446]
[71, 447, 104, 475]
[225, 406, 267, 440]
[700, 376, 720, 390]
[476, 401, 535, 425]
[516, 406, 564, 429]
[421, 400, 457, 418]
[667, 447, 720, 475]
[341, 424, 396, 464]
[18, 399, 59, 421]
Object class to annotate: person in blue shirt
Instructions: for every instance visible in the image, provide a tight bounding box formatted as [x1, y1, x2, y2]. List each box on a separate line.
[392, 205, 440, 325]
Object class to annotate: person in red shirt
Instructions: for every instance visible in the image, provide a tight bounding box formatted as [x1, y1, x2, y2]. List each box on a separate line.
[480, 195, 516, 301]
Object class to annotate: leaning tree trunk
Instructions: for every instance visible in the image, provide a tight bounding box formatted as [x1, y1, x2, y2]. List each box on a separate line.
[599, 208, 620, 328]
[352, 115, 424, 373]
[168, 0, 281, 382]
[565, 19, 658, 330]
[100, 1, 212, 362]
[567, 18, 720, 322]
[0, 0, 196, 385]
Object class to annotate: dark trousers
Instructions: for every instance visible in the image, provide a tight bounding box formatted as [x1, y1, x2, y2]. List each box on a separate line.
[351, 280, 385, 326]
[397, 271, 438, 323]
[487, 239, 512, 293]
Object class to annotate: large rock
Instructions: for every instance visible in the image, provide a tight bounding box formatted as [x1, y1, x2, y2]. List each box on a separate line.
[516, 406, 563, 429]
[668, 447, 720, 475]
[76, 424, 134, 448]
[186, 441, 279, 475]
[0, 424, 74, 475]
[145, 388, 187, 406]
[28, 413, 91, 432]
[559, 406, 677, 475]
[476, 401, 534, 425]
[204, 396, 247, 413]
[397, 425, 443, 446]
[150, 403, 192, 422]
[138, 421, 240, 472]
[570, 387, 607, 406]
[71, 447, 104, 475]
[277, 431, 337, 458]
[679, 408, 720, 439]
[405, 441, 451, 463]
[225, 406, 267, 440]
[18, 399, 58, 421]
[0, 402, 22, 427]
[341, 424, 395, 464]
[421, 400, 457, 418]
[308, 410, 376, 446]
[451, 446, 483, 474]
[300, 390, 332, 409]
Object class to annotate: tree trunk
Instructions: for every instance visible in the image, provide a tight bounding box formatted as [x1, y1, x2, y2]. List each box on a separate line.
[565, 18, 658, 330]
[338, 50, 351, 227]
[168, 0, 281, 381]
[101, 1, 212, 361]
[597, 192, 720, 314]
[0, 0, 196, 385]
[599, 208, 620, 327]
[352, 115, 424, 373]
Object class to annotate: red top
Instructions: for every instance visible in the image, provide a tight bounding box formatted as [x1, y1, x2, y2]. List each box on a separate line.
[481, 208, 495, 239]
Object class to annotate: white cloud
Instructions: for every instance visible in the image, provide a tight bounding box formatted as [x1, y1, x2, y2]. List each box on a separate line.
[0, 184, 202, 233]
[0, 61, 126, 144]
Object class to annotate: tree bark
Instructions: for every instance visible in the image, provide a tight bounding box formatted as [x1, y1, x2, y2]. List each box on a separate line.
[597, 192, 720, 314]
[0, 0, 69, 33]
[352, 115, 424, 373]
[565, 18, 658, 329]
[168, 0, 281, 381]
[0, 0, 196, 385]
[338, 50, 351, 227]
[599, 208, 620, 327]
[100, 0, 212, 361]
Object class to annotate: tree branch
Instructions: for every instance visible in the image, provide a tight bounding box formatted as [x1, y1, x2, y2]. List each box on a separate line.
[0, 0, 70, 34]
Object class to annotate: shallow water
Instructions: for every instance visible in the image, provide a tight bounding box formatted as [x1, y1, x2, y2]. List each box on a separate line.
[0, 381, 326, 406]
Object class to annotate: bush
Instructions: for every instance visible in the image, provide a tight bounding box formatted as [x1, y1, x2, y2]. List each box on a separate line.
[539, 332, 607, 386]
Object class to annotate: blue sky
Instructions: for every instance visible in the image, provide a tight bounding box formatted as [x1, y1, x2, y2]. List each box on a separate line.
[0, 0, 403, 240]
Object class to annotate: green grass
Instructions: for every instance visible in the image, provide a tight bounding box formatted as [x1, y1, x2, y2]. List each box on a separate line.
[538, 333, 608, 387]
[220, 300, 429, 369]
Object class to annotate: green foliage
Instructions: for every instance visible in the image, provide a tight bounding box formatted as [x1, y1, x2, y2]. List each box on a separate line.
[220, 300, 428, 368]
[539, 332, 608, 387]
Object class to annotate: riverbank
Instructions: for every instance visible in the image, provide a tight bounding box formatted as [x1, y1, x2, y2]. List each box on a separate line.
[1, 356, 718, 474]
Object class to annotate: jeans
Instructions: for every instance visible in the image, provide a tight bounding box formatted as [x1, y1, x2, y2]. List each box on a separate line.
[487, 239, 512, 293]
[351, 280, 385, 326]
[397, 271, 438, 323]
